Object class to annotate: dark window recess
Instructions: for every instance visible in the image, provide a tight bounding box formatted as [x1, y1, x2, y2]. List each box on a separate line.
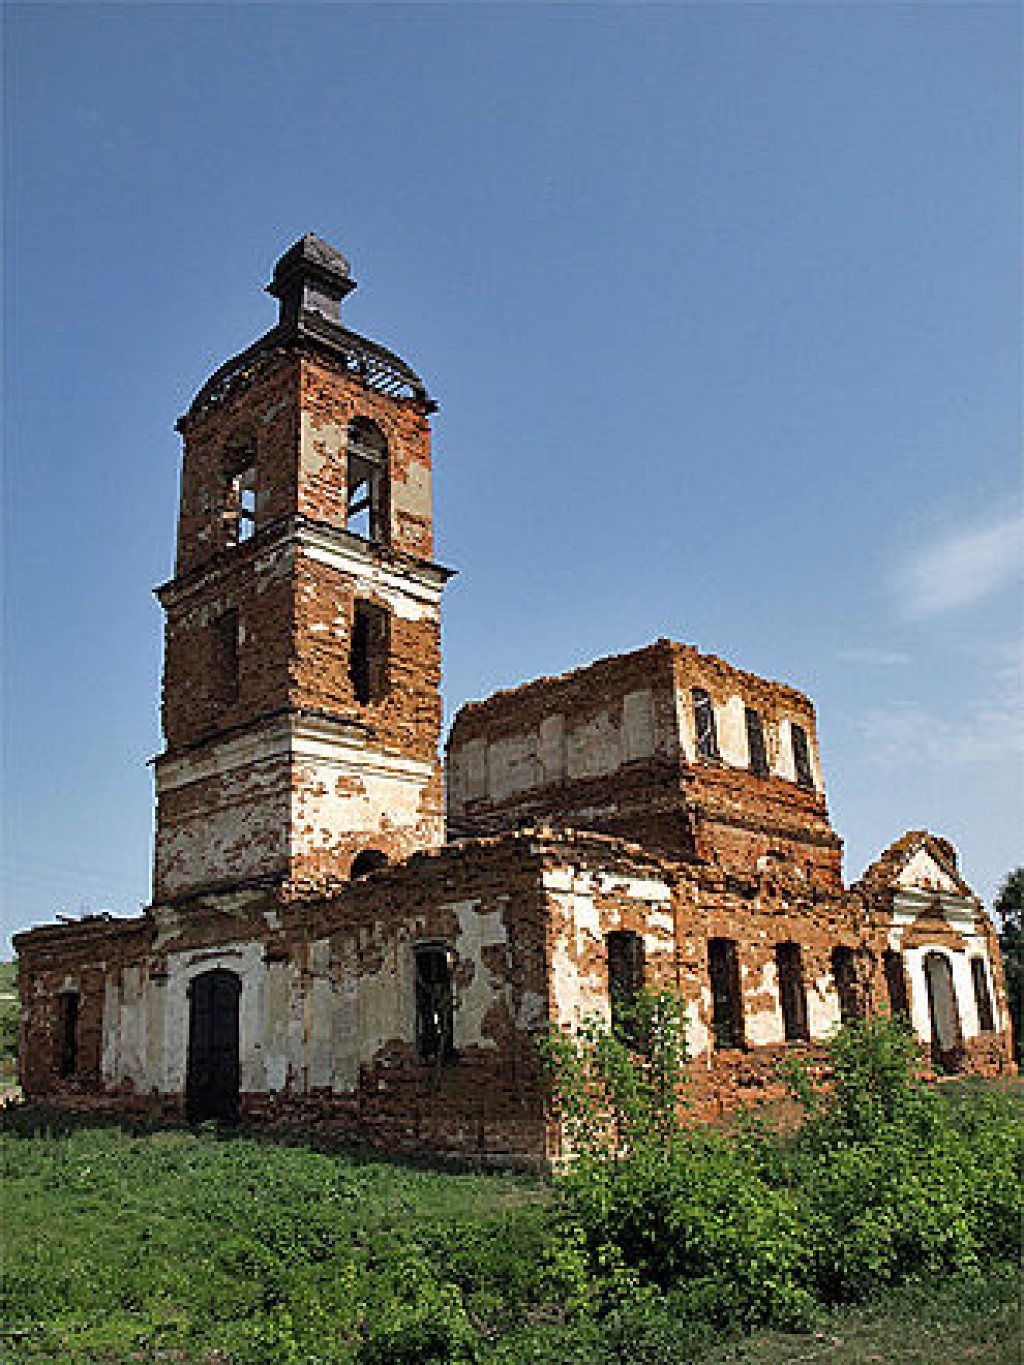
[415, 945, 455, 1064]
[349, 602, 389, 705]
[776, 942, 809, 1042]
[212, 609, 240, 707]
[791, 723, 815, 789]
[708, 937, 745, 1049]
[831, 946, 862, 1025]
[883, 950, 910, 1018]
[607, 930, 645, 1040]
[692, 687, 720, 761]
[58, 992, 79, 1077]
[745, 707, 769, 776]
[346, 418, 388, 541]
[970, 957, 995, 1032]
[350, 849, 388, 880]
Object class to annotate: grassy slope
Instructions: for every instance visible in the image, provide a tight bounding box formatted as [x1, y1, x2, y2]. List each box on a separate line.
[1, 1113, 546, 1363]
[2, 1102, 1020, 1365]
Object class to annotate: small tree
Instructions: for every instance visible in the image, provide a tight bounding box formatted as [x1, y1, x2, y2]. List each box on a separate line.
[542, 989, 688, 1166]
[995, 868, 1023, 1064]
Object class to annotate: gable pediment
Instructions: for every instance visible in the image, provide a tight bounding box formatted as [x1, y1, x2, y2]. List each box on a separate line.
[897, 847, 960, 895]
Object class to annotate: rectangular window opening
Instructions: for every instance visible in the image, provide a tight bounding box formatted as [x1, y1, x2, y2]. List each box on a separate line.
[414, 944, 455, 1064]
[607, 930, 645, 1041]
[970, 957, 995, 1032]
[708, 937, 745, 1050]
[791, 723, 815, 790]
[831, 946, 862, 1025]
[213, 609, 240, 708]
[776, 941, 809, 1042]
[58, 992, 79, 1078]
[745, 707, 769, 776]
[349, 602, 390, 705]
[692, 687, 720, 762]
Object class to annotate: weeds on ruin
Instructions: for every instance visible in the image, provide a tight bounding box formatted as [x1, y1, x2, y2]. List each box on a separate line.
[541, 1005, 1023, 1335]
[541, 989, 688, 1165]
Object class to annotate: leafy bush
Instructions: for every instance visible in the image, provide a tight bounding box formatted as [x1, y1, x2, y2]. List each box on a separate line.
[543, 1002, 1022, 1332]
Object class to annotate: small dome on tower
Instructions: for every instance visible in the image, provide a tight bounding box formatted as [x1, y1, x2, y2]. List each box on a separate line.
[266, 232, 356, 326]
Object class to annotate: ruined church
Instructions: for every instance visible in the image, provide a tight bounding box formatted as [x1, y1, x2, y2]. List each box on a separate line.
[16, 235, 1013, 1165]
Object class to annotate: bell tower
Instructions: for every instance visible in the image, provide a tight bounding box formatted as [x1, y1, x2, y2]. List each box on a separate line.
[153, 235, 452, 904]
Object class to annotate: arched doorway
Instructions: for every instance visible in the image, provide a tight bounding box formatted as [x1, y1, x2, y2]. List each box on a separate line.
[350, 849, 388, 880]
[186, 969, 241, 1123]
[923, 952, 964, 1073]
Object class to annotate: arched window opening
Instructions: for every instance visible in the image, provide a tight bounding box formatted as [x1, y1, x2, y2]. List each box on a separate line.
[831, 946, 862, 1025]
[57, 991, 79, 1078]
[607, 930, 645, 1042]
[708, 937, 745, 1049]
[350, 849, 388, 880]
[224, 432, 257, 546]
[923, 951, 964, 1072]
[346, 418, 388, 542]
[969, 956, 995, 1033]
[776, 941, 809, 1042]
[414, 944, 456, 1066]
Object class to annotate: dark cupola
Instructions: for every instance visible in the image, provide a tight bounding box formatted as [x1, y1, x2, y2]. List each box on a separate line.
[266, 232, 357, 327]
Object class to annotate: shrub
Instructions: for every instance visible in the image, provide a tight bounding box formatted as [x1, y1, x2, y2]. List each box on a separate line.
[543, 1004, 1023, 1332]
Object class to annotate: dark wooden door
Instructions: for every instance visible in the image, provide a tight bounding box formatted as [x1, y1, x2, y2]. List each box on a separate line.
[186, 969, 241, 1123]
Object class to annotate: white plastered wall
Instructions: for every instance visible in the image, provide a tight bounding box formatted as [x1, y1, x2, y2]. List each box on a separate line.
[674, 687, 822, 791]
[291, 722, 443, 858]
[889, 887, 1001, 1043]
[100, 894, 512, 1100]
[543, 865, 674, 1033]
[448, 686, 668, 817]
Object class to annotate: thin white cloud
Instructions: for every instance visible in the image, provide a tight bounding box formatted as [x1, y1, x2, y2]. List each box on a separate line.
[861, 698, 1024, 770]
[838, 645, 909, 666]
[896, 509, 1024, 618]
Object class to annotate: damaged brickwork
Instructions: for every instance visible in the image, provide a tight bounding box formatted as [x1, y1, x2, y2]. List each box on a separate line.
[15, 234, 1014, 1168]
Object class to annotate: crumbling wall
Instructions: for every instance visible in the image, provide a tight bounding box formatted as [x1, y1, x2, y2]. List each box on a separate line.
[447, 642, 695, 858]
[15, 916, 154, 1102]
[173, 351, 300, 579]
[286, 538, 445, 883]
[16, 837, 556, 1164]
[447, 639, 843, 890]
[153, 730, 292, 901]
[666, 643, 842, 890]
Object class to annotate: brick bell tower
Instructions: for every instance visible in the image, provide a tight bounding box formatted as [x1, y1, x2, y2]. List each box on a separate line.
[152, 235, 452, 904]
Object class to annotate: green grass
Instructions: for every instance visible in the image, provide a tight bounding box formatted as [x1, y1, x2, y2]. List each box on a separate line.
[2, 1097, 1021, 1365]
[1, 1110, 550, 1363]
[0, 959, 18, 1081]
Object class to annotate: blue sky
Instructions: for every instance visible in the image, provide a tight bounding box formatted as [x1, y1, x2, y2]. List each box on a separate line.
[3, 3, 1021, 953]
